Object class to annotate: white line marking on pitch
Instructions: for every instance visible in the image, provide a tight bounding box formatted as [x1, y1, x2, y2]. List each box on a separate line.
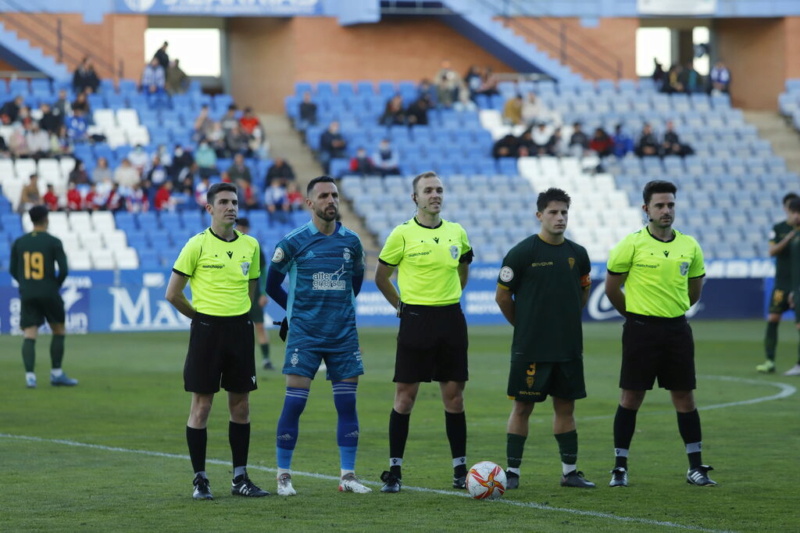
[1, 433, 731, 533]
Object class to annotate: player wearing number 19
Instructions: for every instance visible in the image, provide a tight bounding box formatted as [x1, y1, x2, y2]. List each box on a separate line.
[10, 205, 78, 389]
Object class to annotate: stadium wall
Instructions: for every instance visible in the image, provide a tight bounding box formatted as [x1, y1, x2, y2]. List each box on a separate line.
[227, 16, 514, 113]
[504, 17, 639, 80]
[715, 16, 800, 110]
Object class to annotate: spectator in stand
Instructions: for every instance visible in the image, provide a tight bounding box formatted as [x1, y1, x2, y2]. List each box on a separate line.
[38, 102, 62, 134]
[319, 121, 347, 174]
[372, 138, 401, 177]
[679, 61, 700, 94]
[84, 182, 102, 211]
[95, 176, 114, 210]
[380, 94, 407, 127]
[709, 61, 731, 94]
[154, 41, 170, 72]
[194, 174, 211, 209]
[663, 64, 685, 94]
[546, 127, 566, 157]
[16, 105, 33, 129]
[71, 92, 91, 118]
[493, 133, 520, 159]
[26, 122, 51, 160]
[0, 134, 8, 158]
[434, 59, 462, 108]
[53, 89, 71, 120]
[417, 78, 437, 105]
[126, 182, 149, 213]
[521, 93, 543, 127]
[43, 184, 60, 212]
[516, 130, 535, 157]
[406, 95, 430, 127]
[239, 107, 267, 155]
[464, 65, 482, 100]
[568, 122, 590, 158]
[612, 124, 635, 158]
[349, 147, 377, 176]
[264, 177, 290, 225]
[531, 121, 554, 155]
[65, 181, 83, 212]
[635, 123, 660, 157]
[226, 153, 253, 185]
[128, 144, 151, 177]
[220, 104, 240, 133]
[652, 59, 666, 91]
[154, 181, 176, 211]
[225, 123, 252, 158]
[72, 58, 100, 95]
[0, 95, 24, 125]
[297, 91, 318, 132]
[286, 182, 304, 211]
[661, 121, 694, 157]
[105, 182, 125, 212]
[503, 94, 524, 126]
[144, 155, 170, 203]
[9, 125, 29, 158]
[474, 66, 499, 98]
[49, 125, 72, 157]
[65, 109, 89, 144]
[265, 157, 296, 185]
[68, 159, 91, 186]
[193, 104, 215, 142]
[141, 57, 166, 94]
[18, 174, 43, 213]
[195, 141, 218, 178]
[239, 181, 260, 211]
[208, 122, 227, 157]
[589, 127, 614, 158]
[114, 158, 141, 189]
[169, 144, 194, 181]
[166, 59, 189, 95]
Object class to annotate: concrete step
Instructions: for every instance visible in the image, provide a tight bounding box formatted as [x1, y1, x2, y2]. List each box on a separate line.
[744, 110, 800, 176]
[259, 114, 381, 273]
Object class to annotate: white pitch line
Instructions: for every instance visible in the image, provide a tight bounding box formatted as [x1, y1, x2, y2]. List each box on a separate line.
[581, 375, 796, 422]
[1, 433, 731, 533]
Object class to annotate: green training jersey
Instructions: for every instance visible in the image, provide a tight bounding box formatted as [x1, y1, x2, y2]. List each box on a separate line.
[770, 221, 794, 289]
[10, 230, 68, 298]
[497, 235, 591, 363]
[172, 228, 261, 316]
[788, 231, 800, 291]
[378, 217, 471, 306]
[607, 226, 705, 318]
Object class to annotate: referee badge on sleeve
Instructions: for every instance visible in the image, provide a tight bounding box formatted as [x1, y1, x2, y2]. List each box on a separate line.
[499, 266, 514, 283]
[272, 247, 285, 263]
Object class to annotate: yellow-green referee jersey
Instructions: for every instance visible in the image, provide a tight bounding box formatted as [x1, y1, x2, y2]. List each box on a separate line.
[607, 226, 705, 318]
[173, 228, 261, 316]
[378, 217, 472, 306]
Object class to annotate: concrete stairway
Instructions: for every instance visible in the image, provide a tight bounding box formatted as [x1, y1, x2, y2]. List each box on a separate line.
[744, 110, 800, 176]
[259, 114, 381, 273]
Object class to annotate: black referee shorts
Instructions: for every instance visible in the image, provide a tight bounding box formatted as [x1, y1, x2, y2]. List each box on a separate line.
[394, 303, 469, 383]
[620, 313, 696, 391]
[184, 312, 257, 394]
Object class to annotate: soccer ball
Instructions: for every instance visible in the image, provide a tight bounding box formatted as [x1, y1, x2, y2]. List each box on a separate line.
[466, 461, 507, 500]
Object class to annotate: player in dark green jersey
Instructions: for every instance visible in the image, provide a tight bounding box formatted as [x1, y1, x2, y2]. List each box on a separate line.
[605, 180, 714, 487]
[758, 192, 799, 374]
[235, 218, 273, 370]
[495, 188, 595, 489]
[9, 205, 77, 389]
[166, 183, 268, 500]
[782, 197, 800, 376]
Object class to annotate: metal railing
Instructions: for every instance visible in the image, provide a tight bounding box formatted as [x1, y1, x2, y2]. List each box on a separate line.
[0, 0, 124, 79]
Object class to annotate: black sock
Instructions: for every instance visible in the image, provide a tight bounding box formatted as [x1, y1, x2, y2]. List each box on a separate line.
[50, 334, 65, 369]
[445, 411, 467, 477]
[229, 421, 250, 473]
[22, 338, 36, 372]
[677, 410, 703, 469]
[764, 321, 778, 361]
[389, 409, 410, 477]
[186, 426, 207, 474]
[613, 405, 638, 469]
[260, 343, 270, 360]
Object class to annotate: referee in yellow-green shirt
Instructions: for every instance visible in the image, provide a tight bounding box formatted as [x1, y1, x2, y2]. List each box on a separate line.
[374, 171, 474, 493]
[166, 182, 269, 500]
[604, 180, 716, 488]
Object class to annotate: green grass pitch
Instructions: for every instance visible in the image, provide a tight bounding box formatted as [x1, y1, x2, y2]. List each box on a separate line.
[2, 320, 798, 532]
